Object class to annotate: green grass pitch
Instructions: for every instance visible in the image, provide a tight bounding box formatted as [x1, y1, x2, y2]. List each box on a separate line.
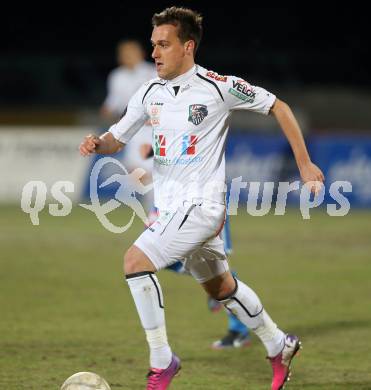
[1, 205, 371, 389]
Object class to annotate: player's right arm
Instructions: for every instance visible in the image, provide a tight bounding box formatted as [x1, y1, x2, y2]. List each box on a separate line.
[79, 132, 123, 156]
[80, 82, 150, 156]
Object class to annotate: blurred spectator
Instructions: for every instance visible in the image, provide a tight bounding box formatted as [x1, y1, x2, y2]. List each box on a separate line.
[100, 39, 156, 124]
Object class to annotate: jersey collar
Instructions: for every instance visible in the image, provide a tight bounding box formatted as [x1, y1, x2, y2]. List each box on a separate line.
[166, 64, 197, 86]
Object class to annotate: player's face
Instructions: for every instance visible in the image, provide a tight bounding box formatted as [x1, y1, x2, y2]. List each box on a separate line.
[151, 24, 193, 80]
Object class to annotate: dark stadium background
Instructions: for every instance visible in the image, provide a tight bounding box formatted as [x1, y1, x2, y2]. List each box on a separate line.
[1, 4, 370, 126]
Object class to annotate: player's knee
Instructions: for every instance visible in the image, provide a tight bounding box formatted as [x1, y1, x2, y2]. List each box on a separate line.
[123, 247, 139, 274]
[202, 272, 236, 300]
[124, 245, 156, 275]
[210, 281, 236, 300]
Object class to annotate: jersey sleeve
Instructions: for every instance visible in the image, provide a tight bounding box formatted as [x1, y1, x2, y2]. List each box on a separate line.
[108, 84, 149, 144]
[223, 76, 276, 115]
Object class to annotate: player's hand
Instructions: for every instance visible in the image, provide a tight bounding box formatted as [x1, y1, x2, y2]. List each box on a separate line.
[299, 161, 325, 195]
[79, 134, 100, 156]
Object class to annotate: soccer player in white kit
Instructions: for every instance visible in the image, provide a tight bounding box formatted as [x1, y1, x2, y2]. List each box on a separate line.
[80, 7, 324, 390]
[102, 39, 250, 347]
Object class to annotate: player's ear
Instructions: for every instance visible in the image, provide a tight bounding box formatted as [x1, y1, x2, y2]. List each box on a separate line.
[184, 40, 195, 56]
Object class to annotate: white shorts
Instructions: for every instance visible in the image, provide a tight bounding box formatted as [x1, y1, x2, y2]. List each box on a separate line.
[134, 199, 229, 283]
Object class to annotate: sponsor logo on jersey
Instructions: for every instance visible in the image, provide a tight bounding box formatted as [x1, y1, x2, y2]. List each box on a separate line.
[154, 156, 172, 166]
[181, 84, 191, 93]
[228, 80, 256, 103]
[150, 103, 162, 125]
[154, 134, 166, 156]
[206, 71, 228, 82]
[153, 133, 203, 166]
[173, 155, 203, 165]
[181, 135, 198, 155]
[154, 155, 204, 166]
[188, 104, 208, 125]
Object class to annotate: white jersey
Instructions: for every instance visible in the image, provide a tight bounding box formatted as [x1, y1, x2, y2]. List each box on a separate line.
[109, 64, 276, 211]
[104, 61, 156, 116]
[121, 123, 153, 174]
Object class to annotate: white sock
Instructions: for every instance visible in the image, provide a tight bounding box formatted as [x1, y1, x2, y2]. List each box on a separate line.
[126, 272, 172, 368]
[219, 278, 285, 357]
[254, 310, 285, 357]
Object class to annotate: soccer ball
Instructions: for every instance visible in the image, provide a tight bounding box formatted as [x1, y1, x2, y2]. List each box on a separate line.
[61, 372, 111, 390]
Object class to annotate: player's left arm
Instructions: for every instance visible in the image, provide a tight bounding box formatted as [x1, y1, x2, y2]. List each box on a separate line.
[221, 74, 324, 192]
[270, 98, 324, 190]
